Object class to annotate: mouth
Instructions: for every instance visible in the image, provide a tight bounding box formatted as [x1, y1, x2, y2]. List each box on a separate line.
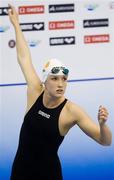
[56, 89, 63, 93]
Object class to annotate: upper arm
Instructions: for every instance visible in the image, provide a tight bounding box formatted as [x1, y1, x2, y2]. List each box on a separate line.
[70, 103, 100, 143]
[19, 56, 43, 91]
[19, 57, 44, 112]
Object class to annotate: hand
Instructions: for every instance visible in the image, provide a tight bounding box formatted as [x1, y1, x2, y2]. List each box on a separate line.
[98, 106, 109, 125]
[8, 4, 19, 27]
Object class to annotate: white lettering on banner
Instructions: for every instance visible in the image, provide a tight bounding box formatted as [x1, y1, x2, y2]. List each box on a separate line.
[19, 5, 44, 14]
[49, 6, 74, 12]
[57, 22, 74, 28]
[84, 20, 108, 26]
[49, 21, 74, 30]
[49, 4, 75, 13]
[38, 110, 50, 119]
[21, 24, 32, 30]
[83, 19, 109, 28]
[20, 23, 44, 31]
[56, 6, 74, 11]
[51, 38, 64, 44]
[50, 36, 75, 45]
[93, 36, 109, 41]
[84, 35, 109, 43]
[27, 7, 44, 13]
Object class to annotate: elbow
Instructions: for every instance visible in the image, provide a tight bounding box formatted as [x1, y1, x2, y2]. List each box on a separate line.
[101, 141, 112, 146]
[105, 137, 112, 146]
[100, 135, 112, 146]
[102, 142, 111, 146]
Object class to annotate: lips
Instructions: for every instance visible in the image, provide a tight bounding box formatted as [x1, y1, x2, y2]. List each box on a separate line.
[56, 89, 63, 93]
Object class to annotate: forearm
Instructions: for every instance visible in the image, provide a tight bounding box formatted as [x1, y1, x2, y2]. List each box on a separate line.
[8, 4, 31, 64]
[99, 123, 112, 146]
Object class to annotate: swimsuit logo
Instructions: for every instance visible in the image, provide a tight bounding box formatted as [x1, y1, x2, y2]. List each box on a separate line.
[38, 110, 50, 119]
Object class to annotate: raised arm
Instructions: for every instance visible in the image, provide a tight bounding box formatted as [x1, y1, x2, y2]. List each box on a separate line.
[8, 4, 43, 92]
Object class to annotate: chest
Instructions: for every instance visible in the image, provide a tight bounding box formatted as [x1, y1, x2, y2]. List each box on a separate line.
[23, 105, 63, 140]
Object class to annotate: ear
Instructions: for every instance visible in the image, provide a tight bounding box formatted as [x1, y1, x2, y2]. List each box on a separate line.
[41, 81, 45, 87]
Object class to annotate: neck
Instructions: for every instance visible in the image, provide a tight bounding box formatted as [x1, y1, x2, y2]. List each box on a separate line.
[43, 91, 65, 108]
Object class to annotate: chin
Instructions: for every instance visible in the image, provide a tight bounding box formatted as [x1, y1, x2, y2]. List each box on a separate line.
[56, 94, 63, 97]
[55, 92, 64, 97]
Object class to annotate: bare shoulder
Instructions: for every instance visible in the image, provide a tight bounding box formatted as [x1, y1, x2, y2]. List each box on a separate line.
[65, 100, 86, 123]
[59, 100, 84, 135]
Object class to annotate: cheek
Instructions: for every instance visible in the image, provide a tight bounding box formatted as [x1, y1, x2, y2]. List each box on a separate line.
[64, 84, 67, 90]
[45, 82, 55, 90]
[64, 82, 67, 87]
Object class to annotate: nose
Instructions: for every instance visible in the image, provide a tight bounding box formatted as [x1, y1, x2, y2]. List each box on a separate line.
[58, 79, 63, 87]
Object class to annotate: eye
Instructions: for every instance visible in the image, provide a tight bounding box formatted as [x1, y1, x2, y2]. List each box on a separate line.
[51, 76, 58, 81]
[62, 76, 67, 81]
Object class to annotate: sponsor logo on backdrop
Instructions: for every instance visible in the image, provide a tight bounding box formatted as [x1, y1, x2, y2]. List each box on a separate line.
[19, 5, 44, 14]
[83, 19, 109, 28]
[84, 34, 110, 43]
[84, 4, 99, 11]
[20, 22, 44, 31]
[0, 7, 9, 16]
[0, 26, 10, 32]
[50, 36, 75, 46]
[8, 40, 16, 48]
[49, 20, 75, 30]
[27, 40, 41, 47]
[49, 4, 75, 13]
[109, 1, 114, 9]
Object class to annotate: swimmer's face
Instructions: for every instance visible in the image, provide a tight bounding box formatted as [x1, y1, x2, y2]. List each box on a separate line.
[44, 75, 68, 98]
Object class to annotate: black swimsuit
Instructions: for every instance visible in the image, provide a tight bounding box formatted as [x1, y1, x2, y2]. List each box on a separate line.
[10, 92, 67, 180]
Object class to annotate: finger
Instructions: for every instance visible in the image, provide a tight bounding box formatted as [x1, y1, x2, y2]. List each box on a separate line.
[99, 109, 108, 114]
[98, 112, 108, 118]
[8, 4, 13, 15]
[98, 110, 108, 119]
[99, 107, 108, 114]
[99, 105, 108, 111]
[98, 111, 108, 117]
[8, 4, 14, 10]
[8, 4, 16, 15]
